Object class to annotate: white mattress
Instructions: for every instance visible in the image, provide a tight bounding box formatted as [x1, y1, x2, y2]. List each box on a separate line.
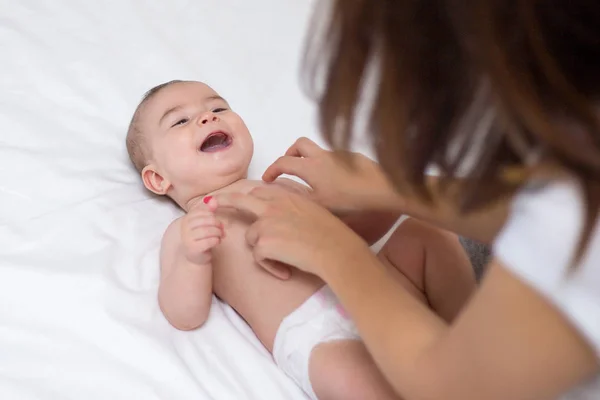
[0, 1, 330, 398]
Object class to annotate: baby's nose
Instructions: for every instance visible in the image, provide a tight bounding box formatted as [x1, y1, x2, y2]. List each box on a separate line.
[200, 112, 219, 125]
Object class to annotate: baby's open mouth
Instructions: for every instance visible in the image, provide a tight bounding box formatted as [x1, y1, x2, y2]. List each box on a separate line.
[200, 132, 232, 152]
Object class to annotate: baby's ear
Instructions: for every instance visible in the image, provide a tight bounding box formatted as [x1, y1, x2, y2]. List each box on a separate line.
[141, 165, 171, 195]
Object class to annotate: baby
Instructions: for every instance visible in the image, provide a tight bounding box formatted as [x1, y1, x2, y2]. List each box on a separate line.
[126, 80, 476, 400]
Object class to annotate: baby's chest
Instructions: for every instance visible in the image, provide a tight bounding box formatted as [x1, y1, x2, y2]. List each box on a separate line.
[209, 216, 266, 298]
[211, 212, 256, 272]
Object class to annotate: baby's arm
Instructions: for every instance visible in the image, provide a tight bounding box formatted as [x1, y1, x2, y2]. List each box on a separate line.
[159, 207, 222, 330]
[273, 178, 399, 246]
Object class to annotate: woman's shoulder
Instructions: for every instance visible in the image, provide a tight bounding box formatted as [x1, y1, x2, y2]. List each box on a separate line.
[495, 176, 599, 277]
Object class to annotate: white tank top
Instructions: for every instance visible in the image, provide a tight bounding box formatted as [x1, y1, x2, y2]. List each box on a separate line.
[494, 179, 600, 399]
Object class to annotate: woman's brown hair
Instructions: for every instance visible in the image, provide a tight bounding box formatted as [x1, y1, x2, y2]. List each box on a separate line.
[305, 0, 600, 258]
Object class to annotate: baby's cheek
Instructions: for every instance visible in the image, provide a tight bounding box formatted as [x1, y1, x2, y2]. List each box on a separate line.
[230, 118, 252, 138]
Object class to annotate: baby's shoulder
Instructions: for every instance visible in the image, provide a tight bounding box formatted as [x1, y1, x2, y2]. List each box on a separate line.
[162, 217, 183, 246]
[159, 217, 185, 264]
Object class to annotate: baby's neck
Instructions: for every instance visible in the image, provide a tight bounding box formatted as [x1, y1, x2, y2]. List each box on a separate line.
[184, 178, 253, 212]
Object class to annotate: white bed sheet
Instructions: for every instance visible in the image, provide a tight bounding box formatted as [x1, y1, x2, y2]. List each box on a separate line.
[0, 1, 330, 398]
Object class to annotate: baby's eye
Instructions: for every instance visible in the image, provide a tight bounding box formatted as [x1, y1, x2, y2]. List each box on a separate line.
[212, 107, 228, 113]
[171, 118, 189, 127]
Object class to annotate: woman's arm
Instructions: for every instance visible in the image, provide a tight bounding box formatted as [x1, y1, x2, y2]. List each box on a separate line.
[209, 188, 598, 400]
[324, 252, 598, 399]
[263, 137, 509, 244]
[271, 176, 401, 246]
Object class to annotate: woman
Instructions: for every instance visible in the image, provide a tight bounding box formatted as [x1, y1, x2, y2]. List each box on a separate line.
[211, 1, 600, 398]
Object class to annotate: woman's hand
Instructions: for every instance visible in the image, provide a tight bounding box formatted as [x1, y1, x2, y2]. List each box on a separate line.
[265, 139, 511, 244]
[263, 137, 401, 214]
[206, 186, 374, 278]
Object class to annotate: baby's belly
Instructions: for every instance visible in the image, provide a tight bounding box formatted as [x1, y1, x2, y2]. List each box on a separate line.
[212, 233, 324, 352]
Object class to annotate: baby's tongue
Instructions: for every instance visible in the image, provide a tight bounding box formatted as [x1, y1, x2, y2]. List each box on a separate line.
[202, 142, 228, 152]
[201, 134, 228, 152]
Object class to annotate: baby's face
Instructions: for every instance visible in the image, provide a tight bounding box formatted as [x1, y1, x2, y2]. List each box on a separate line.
[139, 81, 254, 203]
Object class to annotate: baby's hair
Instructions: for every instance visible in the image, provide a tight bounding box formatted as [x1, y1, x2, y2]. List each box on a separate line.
[126, 80, 184, 173]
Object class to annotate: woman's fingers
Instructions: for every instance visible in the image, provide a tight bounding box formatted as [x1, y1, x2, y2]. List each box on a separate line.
[262, 156, 307, 182]
[263, 137, 323, 182]
[244, 217, 292, 280]
[258, 259, 292, 280]
[207, 192, 267, 216]
[285, 137, 323, 157]
[209, 187, 287, 213]
[245, 217, 261, 247]
[249, 185, 290, 200]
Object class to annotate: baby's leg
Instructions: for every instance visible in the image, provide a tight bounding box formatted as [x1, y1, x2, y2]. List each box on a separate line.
[377, 218, 476, 322]
[309, 339, 400, 400]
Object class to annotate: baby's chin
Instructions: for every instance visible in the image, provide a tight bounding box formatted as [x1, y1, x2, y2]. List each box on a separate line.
[166, 159, 250, 205]
[195, 166, 250, 192]
[209, 158, 251, 184]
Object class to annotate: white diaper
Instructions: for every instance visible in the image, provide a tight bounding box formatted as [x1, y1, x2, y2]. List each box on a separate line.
[272, 285, 360, 400]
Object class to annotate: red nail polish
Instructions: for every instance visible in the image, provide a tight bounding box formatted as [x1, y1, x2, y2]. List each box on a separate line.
[203, 196, 213, 204]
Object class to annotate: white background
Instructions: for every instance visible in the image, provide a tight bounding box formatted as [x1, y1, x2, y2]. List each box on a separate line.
[0, 1, 336, 398]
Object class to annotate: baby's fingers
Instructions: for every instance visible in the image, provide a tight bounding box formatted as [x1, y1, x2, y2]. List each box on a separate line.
[190, 226, 224, 241]
[196, 236, 221, 250]
[188, 215, 223, 230]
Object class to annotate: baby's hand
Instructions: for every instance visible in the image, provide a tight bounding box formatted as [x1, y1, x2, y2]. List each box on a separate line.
[180, 205, 224, 265]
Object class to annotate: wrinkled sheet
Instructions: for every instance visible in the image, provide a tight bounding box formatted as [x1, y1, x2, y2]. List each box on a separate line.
[0, 1, 336, 398]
